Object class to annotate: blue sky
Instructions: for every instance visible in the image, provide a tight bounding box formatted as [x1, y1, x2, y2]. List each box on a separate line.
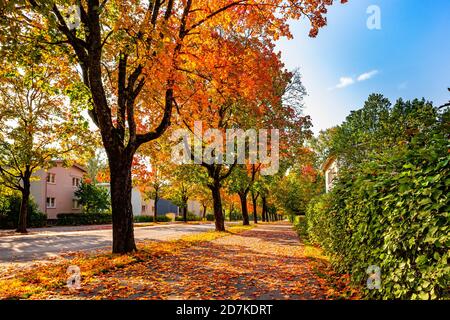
[276, 0, 450, 133]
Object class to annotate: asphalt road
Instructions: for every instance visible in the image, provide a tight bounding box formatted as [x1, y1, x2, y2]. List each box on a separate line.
[0, 223, 216, 266]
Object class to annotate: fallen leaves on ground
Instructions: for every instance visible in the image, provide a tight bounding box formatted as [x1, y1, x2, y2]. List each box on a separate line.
[0, 223, 355, 300]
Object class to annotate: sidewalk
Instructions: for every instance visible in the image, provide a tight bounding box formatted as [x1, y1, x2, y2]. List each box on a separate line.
[56, 222, 336, 299]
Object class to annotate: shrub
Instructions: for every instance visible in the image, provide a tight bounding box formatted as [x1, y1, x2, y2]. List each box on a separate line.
[306, 133, 450, 299]
[0, 194, 47, 229]
[134, 215, 171, 223]
[228, 211, 243, 221]
[175, 213, 202, 221]
[205, 214, 215, 221]
[56, 213, 112, 226]
[74, 182, 111, 213]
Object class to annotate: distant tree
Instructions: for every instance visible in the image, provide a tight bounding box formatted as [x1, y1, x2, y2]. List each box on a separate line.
[166, 165, 200, 222]
[193, 185, 213, 220]
[331, 94, 438, 169]
[86, 151, 108, 184]
[227, 164, 259, 226]
[75, 182, 111, 213]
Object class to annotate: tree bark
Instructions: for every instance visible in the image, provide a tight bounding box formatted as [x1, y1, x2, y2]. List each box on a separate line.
[109, 157, 137, 253]
[209, 183, 225, 231]
[183, 205, 188, 223]
[202, 205, 207, 220]
[16, 170, 31, 233]
[251, 191, 259, 224]
[239, 192, 250, 226]
[262, 196, 267, 222]
[153, 191, 159, 223]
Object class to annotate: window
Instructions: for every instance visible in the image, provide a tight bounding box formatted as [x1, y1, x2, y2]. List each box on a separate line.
[72, 199, 81, 210]
[47, 173, 56, 184]
[72, 177, 81, 187]
[46, 197, 55, 208]
[141, 205, 147, 214]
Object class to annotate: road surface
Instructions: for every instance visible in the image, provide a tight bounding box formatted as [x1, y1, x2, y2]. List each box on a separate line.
[0, 223, 217, 267]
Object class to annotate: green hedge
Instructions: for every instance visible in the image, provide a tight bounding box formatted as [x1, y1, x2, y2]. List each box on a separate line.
[175, 213, 202, 221]
[205, 214, 215, 221]
[56, 213, 112, 226]
[0, 194, 47, 229]
[134, 215, 171, 223]
[306, 134, 449, 299]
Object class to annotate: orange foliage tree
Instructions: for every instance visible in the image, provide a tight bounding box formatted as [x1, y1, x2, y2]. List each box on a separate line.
[2, 0, 347, 252]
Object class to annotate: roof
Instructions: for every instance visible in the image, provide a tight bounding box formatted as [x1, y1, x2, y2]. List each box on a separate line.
[53, 160, 88, 173]
[322, 156, 337, 172]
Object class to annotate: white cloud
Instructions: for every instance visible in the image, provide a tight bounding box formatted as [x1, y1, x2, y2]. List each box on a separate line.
[357, 70, 379, 82]
[335, 77, 355, 89]
[331, 69, 379, 90]
[398, 82, 408, 90]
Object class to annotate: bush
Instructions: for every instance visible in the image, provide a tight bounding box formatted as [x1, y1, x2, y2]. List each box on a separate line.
[0, 194, 47, 229]
[205, 214, 215, 221]
[134, 215, 171, 223]
[306, 133, 450, 299]
[228, 211, 243, 221]
[56, 213, 112, 226]
[175, 213, 202, 221]
[74, 182, 111, 213]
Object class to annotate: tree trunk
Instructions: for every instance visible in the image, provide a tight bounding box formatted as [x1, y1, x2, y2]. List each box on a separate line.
[229, 203, 234, 221]
[239, 192, 250, 226]
[154, 193, 159, 223]
[210, 183, 225, 231]
[202, 205, 207, 220]
[109, 157, 137, 253]
[16, 172, 31, 234]
[251, 191, 258, 224]
[262, 196, 267, 222]
[183, 205, 188, 223]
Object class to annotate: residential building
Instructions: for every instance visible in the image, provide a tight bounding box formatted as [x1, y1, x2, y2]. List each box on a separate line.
[30, 161, 86, 219]
[97, 183, 155, 217]
[323, 157, 339, 193]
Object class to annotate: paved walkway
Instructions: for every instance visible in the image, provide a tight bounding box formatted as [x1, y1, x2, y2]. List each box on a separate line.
[60, 223, 331, 300]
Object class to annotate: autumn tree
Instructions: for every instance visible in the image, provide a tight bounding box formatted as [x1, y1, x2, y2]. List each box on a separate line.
[227, 164, 259, 225]
[250, 187, 260, 223]
[3, 0, 346, 252]
[193, 184, 212, 220]
[85, 151, 108, 184]
[165, 165, 200, 222]
[0, 60, 92, 233]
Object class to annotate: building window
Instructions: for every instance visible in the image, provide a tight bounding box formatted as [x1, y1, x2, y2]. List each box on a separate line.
[141, 205, 146, 214]
[46, 197, 56, 208]
[72, 177, 81, 187]
[72, 199, 81, 210]
[47, 173, 56, 184]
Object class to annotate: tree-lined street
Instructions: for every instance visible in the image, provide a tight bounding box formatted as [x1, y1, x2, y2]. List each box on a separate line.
[0, 0, 448, 302]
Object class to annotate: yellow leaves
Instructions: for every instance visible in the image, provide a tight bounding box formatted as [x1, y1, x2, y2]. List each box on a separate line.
[0, 225, 254, 300]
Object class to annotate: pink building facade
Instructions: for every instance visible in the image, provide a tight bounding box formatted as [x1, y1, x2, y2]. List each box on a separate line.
[30, 161, 86, 219]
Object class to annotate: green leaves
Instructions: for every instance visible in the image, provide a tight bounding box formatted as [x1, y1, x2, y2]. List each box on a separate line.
[75, 182, 111, 214]
[306, 127, 450, 300]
